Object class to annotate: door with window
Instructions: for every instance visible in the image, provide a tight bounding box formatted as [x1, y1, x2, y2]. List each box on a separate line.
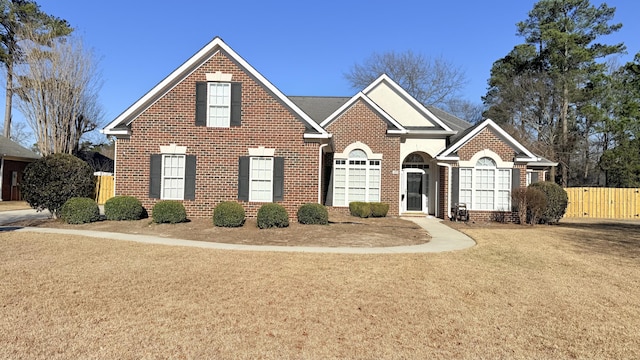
[406, 173, 422, 211]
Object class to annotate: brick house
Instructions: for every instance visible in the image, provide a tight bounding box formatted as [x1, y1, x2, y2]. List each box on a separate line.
[0, 136, 40, 201]
[102, 37, 555, 221]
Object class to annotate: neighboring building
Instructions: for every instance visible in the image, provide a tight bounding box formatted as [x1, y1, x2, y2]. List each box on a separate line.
[0, 136, 40, 201]
[102, 37, 555, 222]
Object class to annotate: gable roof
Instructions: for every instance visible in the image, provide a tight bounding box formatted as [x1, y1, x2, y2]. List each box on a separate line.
[362, 74, 456, 133]
[318, 92, 407, 134]
[425, 106, 472, 133]
[437, 118, 537, 162]
[0, 136, 39, 161]
[102, 37, 329, 138]
[289, 96, 350, 125]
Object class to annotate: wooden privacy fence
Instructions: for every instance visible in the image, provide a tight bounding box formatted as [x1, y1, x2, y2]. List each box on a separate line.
[565, 187, 640, 219]
[95, 174, 114, 205]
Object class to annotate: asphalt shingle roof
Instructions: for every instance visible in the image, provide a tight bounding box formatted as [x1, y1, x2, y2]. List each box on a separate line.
[289, 96, 350, 125]
[0, 136, 39, 160]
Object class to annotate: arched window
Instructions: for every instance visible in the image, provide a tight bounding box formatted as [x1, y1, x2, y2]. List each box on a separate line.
[333, 147, 381, 206]
[458, 156, 512, 210]
[402, 153, 429, 169]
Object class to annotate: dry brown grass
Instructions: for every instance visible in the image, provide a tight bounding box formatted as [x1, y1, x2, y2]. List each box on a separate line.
[1, 219, 639, 359]
[0, 201, 30, 211]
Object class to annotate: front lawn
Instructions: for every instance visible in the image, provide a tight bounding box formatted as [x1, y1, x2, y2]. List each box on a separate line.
[1, 219, 639, 359]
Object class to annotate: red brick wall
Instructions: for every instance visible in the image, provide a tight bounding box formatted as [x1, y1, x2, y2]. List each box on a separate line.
[2, 160, 30, 201]
[452, 127, 528, 223]
[115, 49, 320, 219]
[326, 99, 401, 215]
[458, 127, 518, 162]
[438, 165, 448, 220]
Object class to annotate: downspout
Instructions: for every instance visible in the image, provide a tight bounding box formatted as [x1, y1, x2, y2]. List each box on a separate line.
[0, 156, 4, 201]
[437, 162, 452, 219]
[317, 143, 328, 204]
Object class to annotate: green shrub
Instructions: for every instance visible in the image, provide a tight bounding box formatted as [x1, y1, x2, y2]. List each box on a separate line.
[213, 201, 245, 227]
[349, 202, 372, 218]
[21, 153, 95, 218]
[257, 203, 289, 229]
[529, 181, 568, 224]
[60, 197, 100, 224]
[370, 202, 389, 217]
[104, 196, 145, 220]
[297, 203, 328, 225]
[152, 200, 187, 224]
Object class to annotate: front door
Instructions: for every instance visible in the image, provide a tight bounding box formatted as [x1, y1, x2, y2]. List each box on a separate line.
[407, 173, 422, 211]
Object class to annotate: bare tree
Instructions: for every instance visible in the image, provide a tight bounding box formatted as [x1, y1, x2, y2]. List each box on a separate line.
[344, 50, 468, 109]
[14, 33, 103, 155]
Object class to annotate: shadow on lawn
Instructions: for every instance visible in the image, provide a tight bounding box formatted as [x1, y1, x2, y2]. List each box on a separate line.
[0, 226, 24, 232]
[556, 220, 640, 259]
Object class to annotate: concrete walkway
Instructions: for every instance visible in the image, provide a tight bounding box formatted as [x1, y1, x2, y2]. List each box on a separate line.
[0, 210, 475, 254]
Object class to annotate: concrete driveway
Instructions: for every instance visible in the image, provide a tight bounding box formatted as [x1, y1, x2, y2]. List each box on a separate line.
[0, 209, 51, 225]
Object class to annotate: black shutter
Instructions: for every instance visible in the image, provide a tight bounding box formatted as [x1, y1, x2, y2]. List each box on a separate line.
[451, 167, 459, 206]
[512, 168, 521, 190]
[530, 172, 539, 184]
[149, 154, 162, 198]
[184, 155, 196, 200]
[230, 82, 242, 127]
[273, 157, 284, 201]
[195, 82, 207, 126]
[238, 156, 249, 201]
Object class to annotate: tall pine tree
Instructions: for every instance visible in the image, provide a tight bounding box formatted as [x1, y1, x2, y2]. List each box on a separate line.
[484, 0, 625, 186]
[0, 0, 72, 138]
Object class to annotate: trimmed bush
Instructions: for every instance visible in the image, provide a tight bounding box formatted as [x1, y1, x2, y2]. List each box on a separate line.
[60, 197, 100, 224]
[529, 181, 568, 224]
[104, 196, 145, 221]
[213, 201, 245, 227]
[152, 200, 187, 224]
[257, 203, 289, 229]
[349, 202, 372, 218]
[21, 153, 95, 218]
[297, 203, 328, 225]
[370, 202, 389, 217]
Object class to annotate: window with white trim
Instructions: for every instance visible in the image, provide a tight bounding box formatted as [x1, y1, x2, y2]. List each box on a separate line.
[162, 154, 185, 200]
[459, 157, 511, 211]
[208, 82, 231, 127]
[459, 168, 473, 207]
[249, 156, 273, 202]
[333, 149, 381, 206]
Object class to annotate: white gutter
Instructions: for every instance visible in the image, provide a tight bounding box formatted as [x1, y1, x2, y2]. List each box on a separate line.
[437, 162, 452, 219]
[317, 144, 328, 203]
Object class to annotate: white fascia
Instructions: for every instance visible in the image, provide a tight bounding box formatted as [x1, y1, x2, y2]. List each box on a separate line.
[439, 118, 537, 160]
[362, 74, 454, 132]
[102, 37, 330, 138]
[320, 92, 406, 133]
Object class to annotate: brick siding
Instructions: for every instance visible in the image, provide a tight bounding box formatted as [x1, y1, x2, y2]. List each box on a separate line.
[115, 49, 320, 219]
[326, 99, 401, 216]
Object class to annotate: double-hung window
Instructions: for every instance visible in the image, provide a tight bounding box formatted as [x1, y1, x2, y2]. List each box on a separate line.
[333, 149, 381, 206]
[249, 157, 273, 202]
[207, 82, 231, 127]
[458, 157, 511, 211]
[238, 154, 284, 203]
[195, 80, 241, 128]
[161, 154, 185, 200]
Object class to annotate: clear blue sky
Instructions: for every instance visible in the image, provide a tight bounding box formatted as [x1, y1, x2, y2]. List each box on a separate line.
[10, 0, 640, 140]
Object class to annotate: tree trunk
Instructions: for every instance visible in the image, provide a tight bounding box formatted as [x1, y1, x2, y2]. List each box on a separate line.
[3, 63, 12, 138]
